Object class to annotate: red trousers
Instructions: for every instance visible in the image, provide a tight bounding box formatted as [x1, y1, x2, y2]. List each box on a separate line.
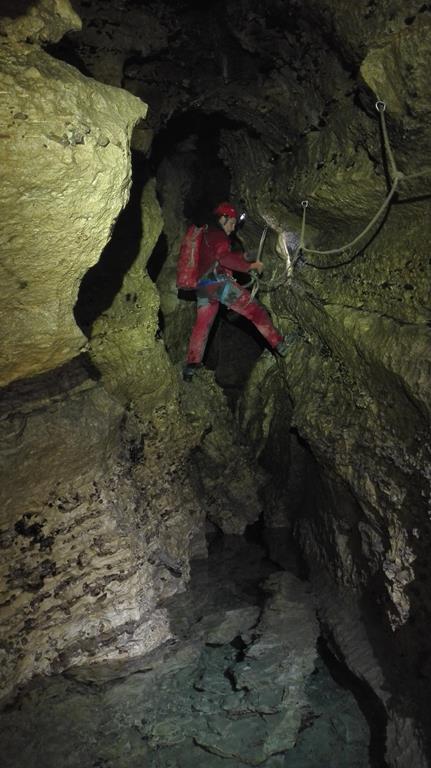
[186, 282, 283, 365]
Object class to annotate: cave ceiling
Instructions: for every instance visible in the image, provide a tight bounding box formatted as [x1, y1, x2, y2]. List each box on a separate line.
[57, 0, 355, 145]
[60, 1, 430, 128]
[49, 0, 431, 235]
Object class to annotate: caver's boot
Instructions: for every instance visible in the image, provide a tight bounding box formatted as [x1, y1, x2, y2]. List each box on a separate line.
[275, 330, 302, 357]
[182, 363, 200, 382]
[275, 339, 289, 357]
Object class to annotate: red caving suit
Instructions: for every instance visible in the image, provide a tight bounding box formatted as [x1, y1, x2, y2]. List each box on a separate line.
[186, 224, 283, 365]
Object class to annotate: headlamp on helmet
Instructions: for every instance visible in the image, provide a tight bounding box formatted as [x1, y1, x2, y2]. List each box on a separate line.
[213, 202, 238, 219]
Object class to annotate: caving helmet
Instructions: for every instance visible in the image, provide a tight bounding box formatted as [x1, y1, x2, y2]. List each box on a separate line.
[213, 201, 238, 219]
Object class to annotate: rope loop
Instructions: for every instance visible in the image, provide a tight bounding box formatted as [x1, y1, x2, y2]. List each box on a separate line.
[301, 176, 399, 259]
[252, 101, 430, 281]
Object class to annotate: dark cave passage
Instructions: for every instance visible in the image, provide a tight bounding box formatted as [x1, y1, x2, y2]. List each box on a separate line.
[1, 2, 430, 768]
[149, 109, 238, 224]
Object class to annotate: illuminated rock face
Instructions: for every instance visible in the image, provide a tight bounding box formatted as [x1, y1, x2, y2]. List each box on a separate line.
[87, 178, 178, 414]
[0, 365, 207, 701]
[0, 1, 146, 387]
[0, 0, 82, 44]
[1, 1, 431, 766]
[0, 0, 184, 702]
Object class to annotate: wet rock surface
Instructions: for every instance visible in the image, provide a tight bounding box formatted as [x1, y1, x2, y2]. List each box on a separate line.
[0, 535, 370, 768]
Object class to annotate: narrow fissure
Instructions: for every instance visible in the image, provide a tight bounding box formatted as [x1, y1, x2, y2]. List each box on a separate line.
[317, 635, 389, 768]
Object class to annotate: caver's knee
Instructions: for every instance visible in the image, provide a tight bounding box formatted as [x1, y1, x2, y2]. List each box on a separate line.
[230, 290, 255, 310]
[229, 286, 246, 302]
[216, 280, 243, 306]
[197, 290, 220, 308]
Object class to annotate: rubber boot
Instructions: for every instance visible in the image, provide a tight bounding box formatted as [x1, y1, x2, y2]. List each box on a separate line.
[182, 363, 199, 382]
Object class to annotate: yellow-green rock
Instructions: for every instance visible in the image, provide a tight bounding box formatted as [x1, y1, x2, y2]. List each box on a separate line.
[0, 6, 147, 385]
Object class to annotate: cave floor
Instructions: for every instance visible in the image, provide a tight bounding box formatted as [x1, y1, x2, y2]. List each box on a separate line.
[0, 534, 370, 768]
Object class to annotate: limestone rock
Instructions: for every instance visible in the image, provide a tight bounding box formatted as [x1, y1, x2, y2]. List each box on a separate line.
[315, 574, 428, 768]
[0, 538, 369, 768]
[202, 606, 260, 645]
[193, 572, 319, 763]
[0, 39, 147, 386]
[180, 369, 266, 534]
[64, 0, 169, 87]
[89, 178, 178, 413]
[1, 0, 430, 761]
[282, 0, 425, 67]
[360, 20, 431, 119]
[0, 370, 159, 700]
[152, 151, 198, 363]
[0, 0, 81, 44]
[0, 357, 208, 703]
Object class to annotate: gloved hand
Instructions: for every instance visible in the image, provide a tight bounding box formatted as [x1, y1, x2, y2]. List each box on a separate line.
[249, 260, 264, 274]
[244, 250, 258, 263]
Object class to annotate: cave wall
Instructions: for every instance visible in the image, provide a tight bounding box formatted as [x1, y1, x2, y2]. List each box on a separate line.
[0, 0, 149, 387]
[238, 0, 429, 615]
[0, 355, 215, 701]
[152, 147, 197, 364]
[0, 1, 268, 704]
[82, 0, 428, 759]
[223, 3, 431, 761]
[1, 0, 431, 764]
[88, 176, 178, 411]
[0, 0, 206, 703]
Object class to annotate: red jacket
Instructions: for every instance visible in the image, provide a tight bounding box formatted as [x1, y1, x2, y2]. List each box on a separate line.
[198, 226, 250, 280]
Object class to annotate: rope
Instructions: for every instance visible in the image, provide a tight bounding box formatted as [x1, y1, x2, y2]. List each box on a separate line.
[375, 100, 401, 182]
[299, 102, 430, 266]
[301, 176, 399, 258]
[299, 200, 308, 251]
[400, 168, 431, 180]
[249, 225, 269, 301]
[244, 101, 431, 291]
[257, 226, 269, 259]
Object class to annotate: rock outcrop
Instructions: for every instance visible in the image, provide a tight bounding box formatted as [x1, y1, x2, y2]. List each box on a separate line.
[1, 1, 431, 765]
[0, 0, 147, 386]
[0, 0, 199, 702]
[0, 537, 370, 768]
[0, 356, 207, 701]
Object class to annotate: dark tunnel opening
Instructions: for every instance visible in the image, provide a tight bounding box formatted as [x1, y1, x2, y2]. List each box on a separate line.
[146, 107, 281, 400]
[149, 108, 242, 223]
